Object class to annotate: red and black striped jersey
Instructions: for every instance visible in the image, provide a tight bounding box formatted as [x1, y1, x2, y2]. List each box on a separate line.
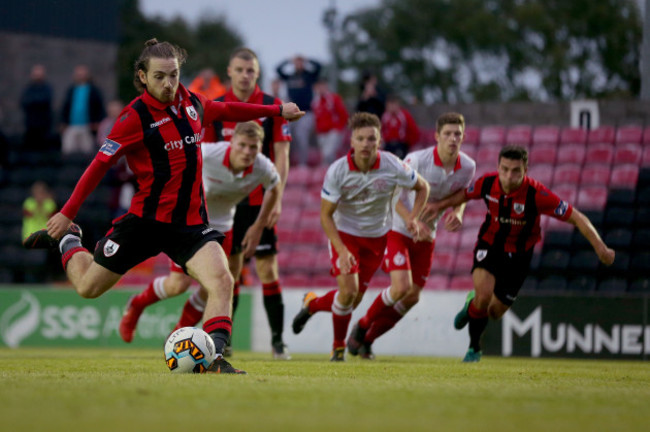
[203, 85, 291, 206]
[86, 84, 280, 225]
[465, 173, 573, 253]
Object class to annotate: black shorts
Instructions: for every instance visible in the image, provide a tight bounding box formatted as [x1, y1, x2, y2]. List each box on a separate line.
[94, 213, 225, 275]
[471, 240, 534, 306]
[231, 203, 277, 257]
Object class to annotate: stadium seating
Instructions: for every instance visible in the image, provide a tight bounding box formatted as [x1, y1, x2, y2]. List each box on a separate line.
[560, 127, 588, 145]
[613, 143, 643, 165]
[615, 125, 643, 145]
[556, 144, 586, 165]
[553, 164, 581, 186]
[587, 125, 615, 145]
[505, 125, 532, 146]
[479, 126, 506, 146]
[537, 275, 568, 292]
[607, 188, 636, 208]
[463, 126, 480, 146]
[584, 143, 615, 165]
[597, 278, 628, 293]
[529, 143, 558, 165]
[609, 164, 639, 188]
[576, 185, 608, 210]
[580, 164, 610, 187]
[532, 125, 560, 146]
[628, 278, 650, 293]
[604, 206, 635, 228]
[568, 275, 598, 292]
[449, 275, 474, 290]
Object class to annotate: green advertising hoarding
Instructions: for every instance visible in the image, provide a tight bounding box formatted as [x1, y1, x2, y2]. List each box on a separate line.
[483, 295, 650, 360]
[0, 287, 251, 350]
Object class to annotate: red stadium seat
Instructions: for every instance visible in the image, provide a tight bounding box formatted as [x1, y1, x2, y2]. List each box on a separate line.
[615, 125, 643, 145]
[505, 125, 532, 146]
[449, 275, 474, 290]
[296, 228, 327, 245]
[576, 185, 608, 210]
[587, 125, 615, 145]
[287, 165, 311, 185]
[643, 147, 650, 166]
[529, 142, 558, 164]
[552, 164, 581, 186]
[281, 273, 312, 288]
[527, 163, 554, 186]
[458, 229, 479, 252]
[420, 128, 438, 146]
[556, 143, 586, 165]
[434, 231, 460, 253]
[424, 274, 450, 290]
[552, 183, 578, 204]
[310, 273, 337, 288]
[475, 146, 501, 164]
[609, 164, 639, 188]
[309, 165, 330, 187]
[560, 127, 588, 145]
[475, 163, 496, 179]
[532, 125, 560, 146]
[453, 250, 475, 275]
[282, 247, 317, 272]
[463, 126, 480, 146]
[460, 143, 477, 161]
[613, 143, 643, 165]
[584, 143, 614, 165]
[430, 251, 456, 272]
[479, 126, 506, 146]
[462, 211, 486, 229]
[580, 164, 611, 187]
[282, 187, 306, 208]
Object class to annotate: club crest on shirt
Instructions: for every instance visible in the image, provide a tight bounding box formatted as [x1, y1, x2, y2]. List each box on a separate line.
[393, 251, 406, 267]
[476, 249, 487, 262]
[513, 203, 525, 214]
[104, 240, 120, 257]
[186, 105, 198, 121]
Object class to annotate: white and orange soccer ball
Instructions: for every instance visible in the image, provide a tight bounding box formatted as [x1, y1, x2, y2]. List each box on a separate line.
[164, 327, 216, 373]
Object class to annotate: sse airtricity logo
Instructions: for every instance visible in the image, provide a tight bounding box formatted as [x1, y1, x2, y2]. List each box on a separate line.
[0, 292, 40, 348]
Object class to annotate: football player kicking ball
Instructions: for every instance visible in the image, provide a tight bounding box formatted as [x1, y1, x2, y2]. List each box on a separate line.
[347, 112, 476, 359]
[23, 39, 303, 376]
[118, 122, 280, 351]
[291, 112, 430, 361]
[423, 145, 615, 362]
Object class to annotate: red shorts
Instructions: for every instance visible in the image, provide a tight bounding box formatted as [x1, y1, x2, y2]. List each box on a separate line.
[170, 229, 233, 273]
[329, 231, 387, 292]
[381, 230, 435, 288]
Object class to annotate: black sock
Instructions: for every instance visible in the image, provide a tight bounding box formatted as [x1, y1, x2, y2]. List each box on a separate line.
[263, 294, 284, 344]
[468, 316, 489, 352]
[210, 330, 230, 355]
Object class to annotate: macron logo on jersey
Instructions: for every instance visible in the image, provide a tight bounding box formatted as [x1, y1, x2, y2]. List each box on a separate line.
[322, 187, 331, 196]
[100, 139, 121, 157]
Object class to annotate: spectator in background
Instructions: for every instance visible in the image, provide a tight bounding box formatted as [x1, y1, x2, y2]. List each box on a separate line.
[60, 65, 106, 155]
[21, 64, 54, 151]
[356, 71, 385, 118]
[188, 67, 227, 100]
[381, 94, 420, 159]
[311, 77, 349, 164]
[270, 78, 287, 101]
[276, 55, 321, 165]
[22, 181, 57, 241]
[96, 100, 125, 147]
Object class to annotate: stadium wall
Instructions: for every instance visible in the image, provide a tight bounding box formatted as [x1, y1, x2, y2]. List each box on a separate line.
[2, 288, 647, 361]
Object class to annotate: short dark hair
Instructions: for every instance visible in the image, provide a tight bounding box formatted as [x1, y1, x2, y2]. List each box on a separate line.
[133, 38, 187, 93]
[499, 145, 528, 166]
[229, 47, 258, 63]
[348, 112, 381, 131]
[436, 112, 465, 133]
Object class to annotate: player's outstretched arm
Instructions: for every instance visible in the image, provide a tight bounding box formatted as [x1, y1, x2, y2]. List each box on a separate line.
[568, 209, 615, 265]
[421, 189, 467, 224]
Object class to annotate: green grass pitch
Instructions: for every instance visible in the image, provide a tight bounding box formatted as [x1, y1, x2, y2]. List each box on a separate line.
[1, 348, 649, 432]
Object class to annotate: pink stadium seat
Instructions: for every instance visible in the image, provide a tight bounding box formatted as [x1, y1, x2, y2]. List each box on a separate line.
[552, 164, 581, 186]
[552, 183, 578, 204]
[282, 247, 316, 272]
[449, 275, 474, 291]
[282, 187, 306, 208]
[609, 164, 639, 188]
[288, 165, 311, 185]
[462, 211, 486, 229]
[529, 142, 558, 164]
[643, 147, 650, 166]
[506, 125, 532, 146]
[282, 273, 312, 288]
[420, 128, 438, 146]
[458, 229, 478, 252]
[475, 163, 496, 179]
[431, 251, 456, 272]
[463, 126, 480, 146]
[309, 165, 329, 186]
[555, 143, 586, 165]
[460, 143, 477, 160]
[576, 185, 608, 210]
[312, 249, 333, 273]
[296, 228, 327, 245]
[310, 274, 337, 288]
[580, 164, 611, 187]
[642, 126, 650, 146]
[479, 126, 506, 146]
[298, 210, 321, 229]
[527, 163, 554, 186]
[587, 126, 615, 145]
[560, 127, 588, 145]
[615, 125, 643, 145]
[453, 250, 475, 275]
[424, 274, 450, 290]
[613, 143, 643, 165]
[584, 143, 614, 165]
[475, 146, 501, 164]
[532, 125, 560, 146]
[434, 231, 460, 252]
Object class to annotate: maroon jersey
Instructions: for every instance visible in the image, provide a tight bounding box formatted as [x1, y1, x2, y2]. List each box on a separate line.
[465, 173, 573, 253]
[64, 84, 281, 226]
[203, 85, 291, 206]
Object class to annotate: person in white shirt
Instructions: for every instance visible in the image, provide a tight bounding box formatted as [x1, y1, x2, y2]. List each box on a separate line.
[118, 121, 280, 344]
[347, 112, 476, 359]
[291, 112, 430, 361]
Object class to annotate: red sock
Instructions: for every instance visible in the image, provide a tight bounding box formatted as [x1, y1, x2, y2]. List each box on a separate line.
[365, 306, 403, 344]
[131, 277, 166, 309]
[262, 281, 281, 296]
[61, 246, 87, 270]
[174, 291, 205, 331]
[332, 295, 353, 349]
[468, 301, 488, 319]
[309, 289, 337, 314]
[358, 288, 395, 329]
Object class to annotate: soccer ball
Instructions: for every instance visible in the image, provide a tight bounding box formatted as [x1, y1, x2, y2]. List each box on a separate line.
[164, 327, 216, 374]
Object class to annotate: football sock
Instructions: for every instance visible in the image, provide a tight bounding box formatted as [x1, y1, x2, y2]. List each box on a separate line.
[365, 300, 408, 344]
[59, 234, 86, 269]
[468, 301, 488, 352]
[358, 287, 396, 329]
[262, 281, 284, 344]
[132, 277, 167, 310]
[331, 293, 353, 349]
[174, 289, 206, 330]
[203, 316, 232, 355]
[309, 289, 337, 314]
